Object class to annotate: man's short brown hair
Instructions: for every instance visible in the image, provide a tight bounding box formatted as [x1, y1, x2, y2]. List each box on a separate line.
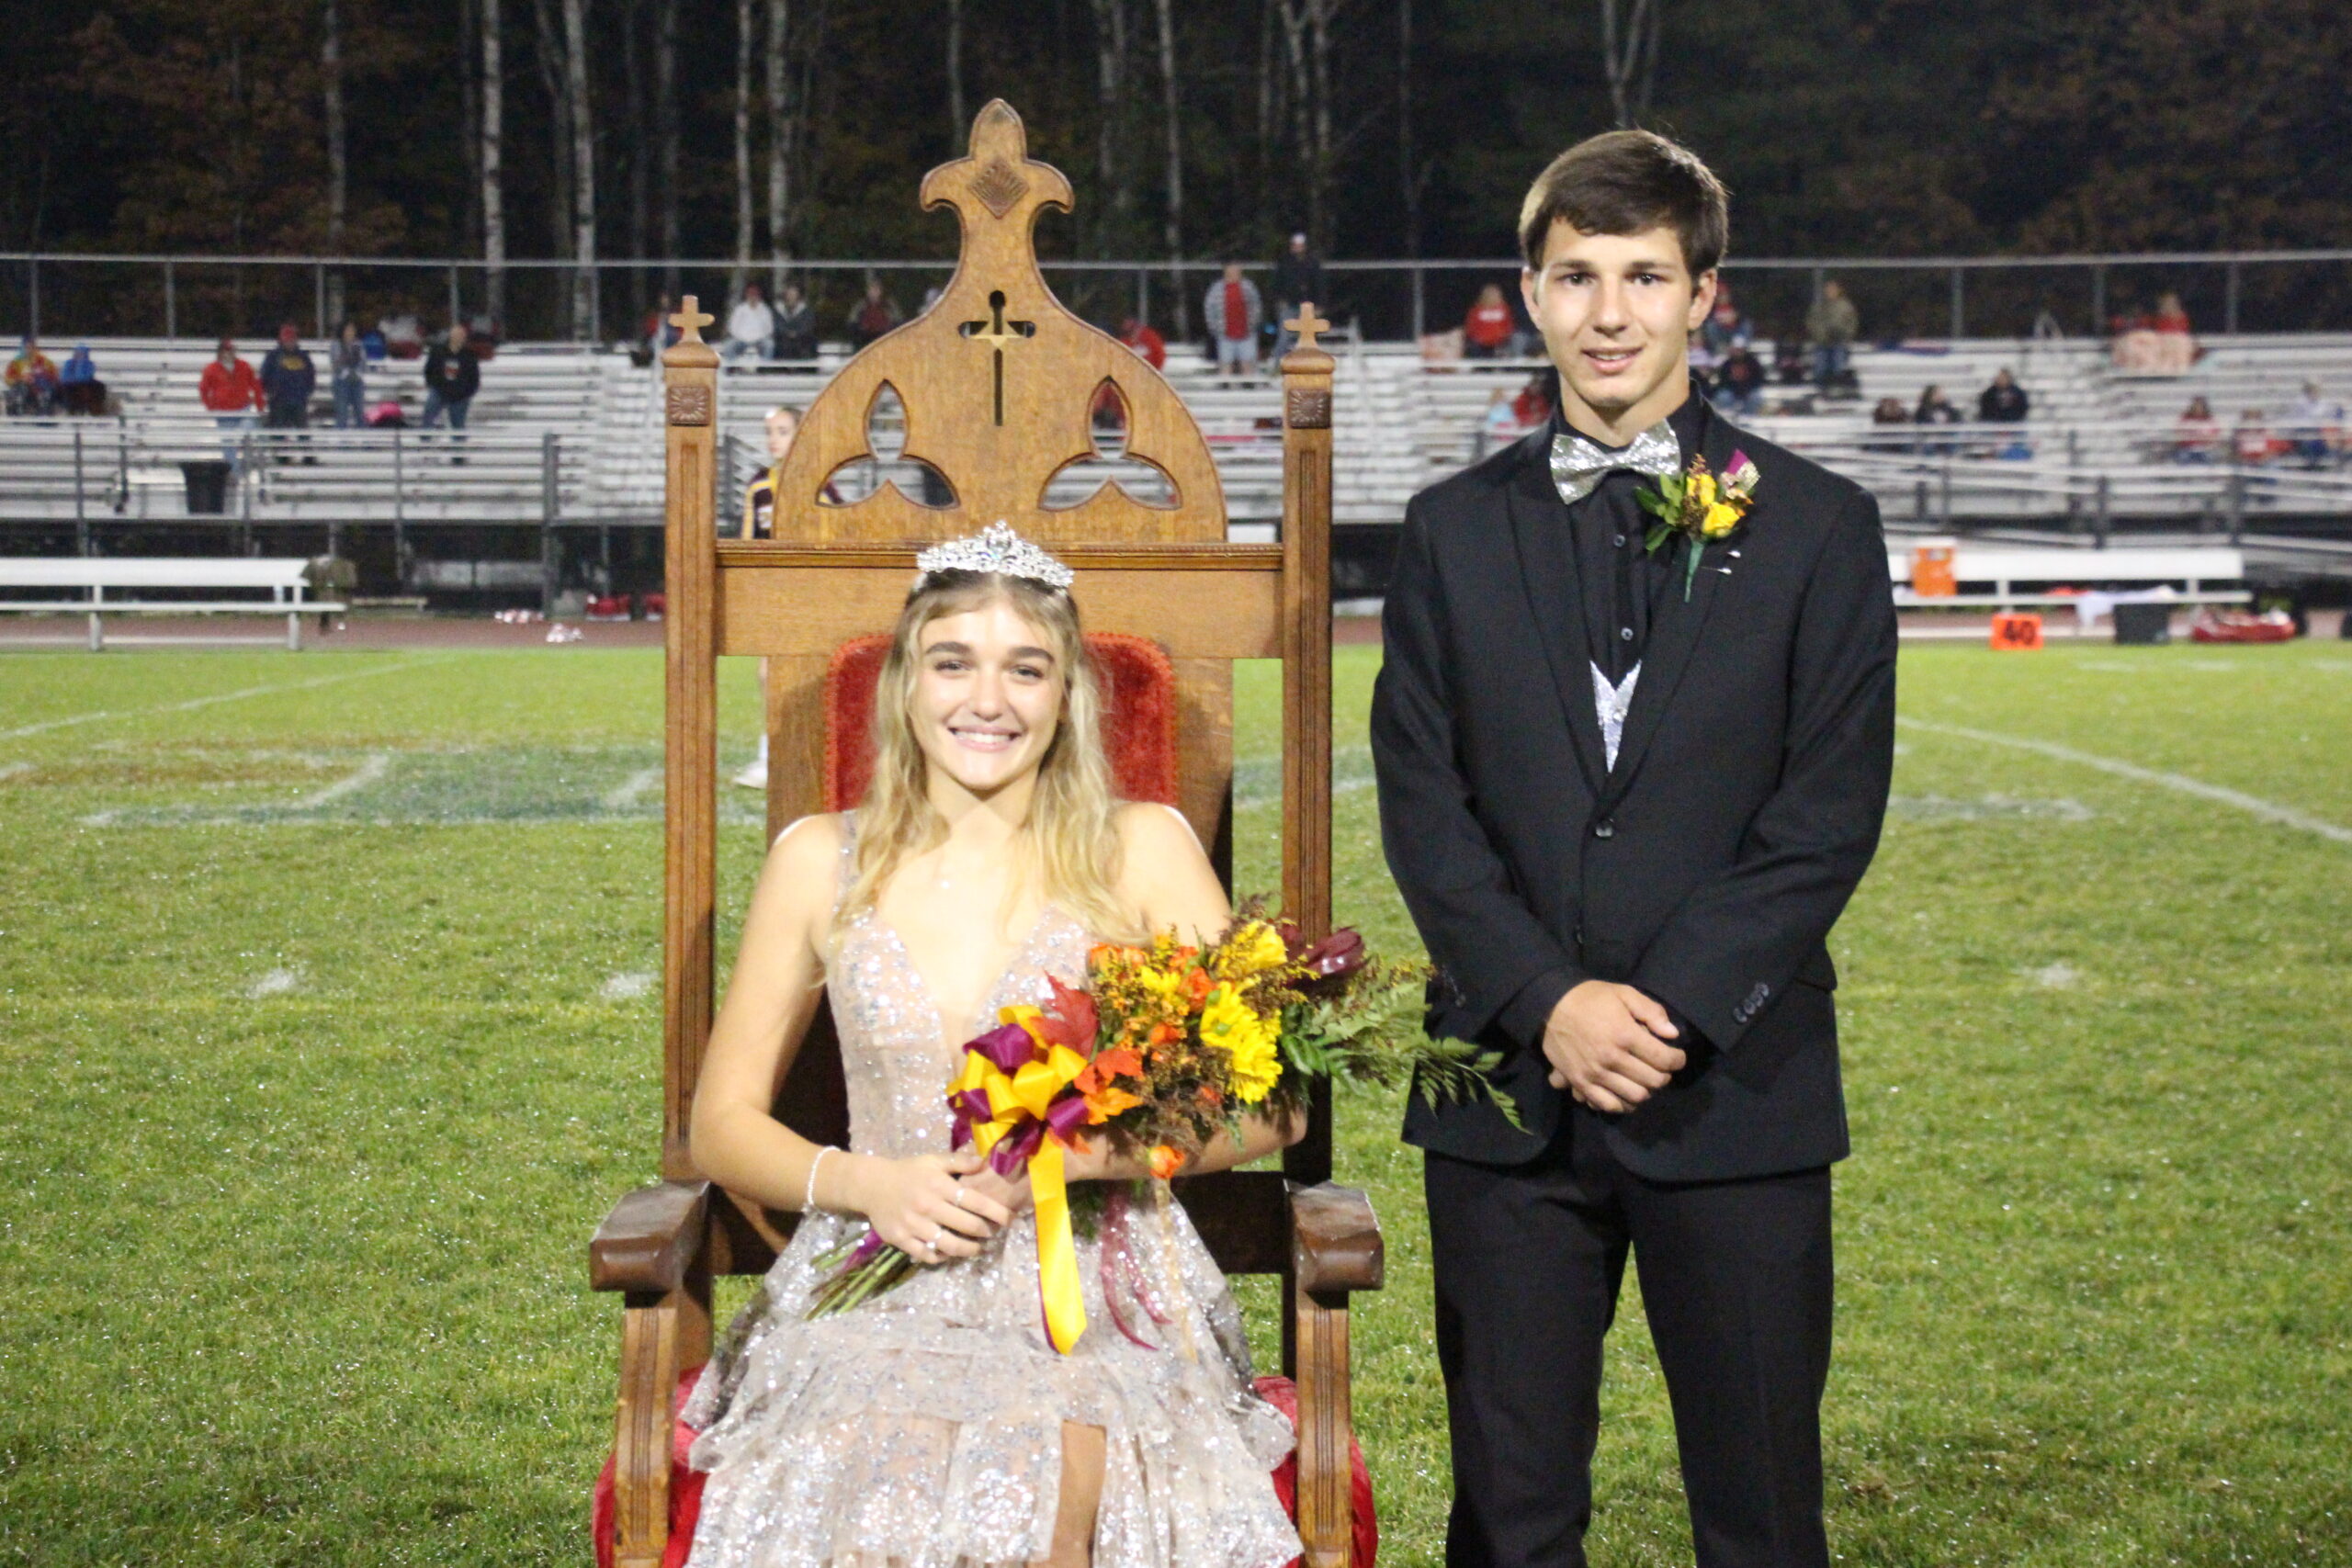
[1519, 130, 1729, 276]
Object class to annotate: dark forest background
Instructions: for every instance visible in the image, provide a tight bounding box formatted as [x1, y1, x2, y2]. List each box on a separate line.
[5, 0, 2350, 339]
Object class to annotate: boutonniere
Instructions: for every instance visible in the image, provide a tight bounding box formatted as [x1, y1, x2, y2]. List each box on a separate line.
[1635, 450, 1760, 600]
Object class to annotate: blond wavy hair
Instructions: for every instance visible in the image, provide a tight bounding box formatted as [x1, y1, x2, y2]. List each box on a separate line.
[837, 570, 1136, 942]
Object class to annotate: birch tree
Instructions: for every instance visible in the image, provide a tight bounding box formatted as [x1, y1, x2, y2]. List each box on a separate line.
[562, 0, 596, 337]
[765, 0, 789, 295]
[322, 0, 345, 327]
[944, 0, 965, 146]
[1087, 0, 1130, 257]
[1597, 0, 1662, 129]
[1152, 0, 1187, 338]
[481, 0, 506, 326]
[731, 0, 752, 302]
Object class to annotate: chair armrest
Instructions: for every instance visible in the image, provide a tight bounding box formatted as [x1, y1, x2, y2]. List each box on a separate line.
[1288, 1181, 1383, 1295]
[590, 1179, 711, 1293]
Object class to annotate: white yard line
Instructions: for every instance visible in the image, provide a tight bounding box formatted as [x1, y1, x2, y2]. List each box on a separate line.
[1898, 717, 2352, 846]
[600, 765, 663, 813]
[0, 657, 447, 741]
[0, 761, 29, 782]
[284, 752, 393, 811]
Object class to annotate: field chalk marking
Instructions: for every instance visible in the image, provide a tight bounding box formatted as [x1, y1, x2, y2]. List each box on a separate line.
[600, 766, 662, 813]
[0, 657, 449, 741]
[1899, 717, 2352, 846]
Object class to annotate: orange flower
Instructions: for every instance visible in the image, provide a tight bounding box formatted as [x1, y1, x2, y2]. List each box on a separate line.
[1183, 968, 1214, 1005]
[1148, 1021, 1180, 1047]
[1148, 1145, 1186, 1180]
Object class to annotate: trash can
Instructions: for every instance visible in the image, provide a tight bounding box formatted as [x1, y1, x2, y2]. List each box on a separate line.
[2114, 603, 2171, 645]
[180, 460, 232, 515]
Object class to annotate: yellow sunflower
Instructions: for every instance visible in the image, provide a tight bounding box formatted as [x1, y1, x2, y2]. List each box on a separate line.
[1200, 982, 1282, 1104]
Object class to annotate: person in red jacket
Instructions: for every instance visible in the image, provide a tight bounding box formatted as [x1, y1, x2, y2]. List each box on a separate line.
[1118, 316, 1167, 370]
[1463, 282, 1517, 357]
[198, 337, 264, 467]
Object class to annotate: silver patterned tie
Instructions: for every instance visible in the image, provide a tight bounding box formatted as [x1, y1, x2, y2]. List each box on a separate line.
[1548, 420, 1682, 506]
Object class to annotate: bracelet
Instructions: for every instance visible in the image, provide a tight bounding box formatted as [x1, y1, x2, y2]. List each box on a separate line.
[803, 1145, 836, 1213]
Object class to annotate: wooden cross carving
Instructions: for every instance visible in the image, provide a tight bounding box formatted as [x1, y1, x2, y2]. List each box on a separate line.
[958, 288, 1037, 425]
[1284, 303, 1331, 354]
[669, 297, 716, 344]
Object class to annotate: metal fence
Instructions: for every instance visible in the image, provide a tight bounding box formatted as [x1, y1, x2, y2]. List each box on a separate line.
[8, 248, 2352, 347]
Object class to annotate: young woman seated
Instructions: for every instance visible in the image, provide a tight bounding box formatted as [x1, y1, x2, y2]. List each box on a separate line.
[682, 527, 1306, 1568]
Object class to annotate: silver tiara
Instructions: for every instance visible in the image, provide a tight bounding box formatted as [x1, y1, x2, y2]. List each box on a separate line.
[913, 522, 1074, 591]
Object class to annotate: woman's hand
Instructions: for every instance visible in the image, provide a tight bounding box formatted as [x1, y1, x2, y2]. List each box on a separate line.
[842, 1151, 1015, 1264]
[956, 1161, 1035, 1217]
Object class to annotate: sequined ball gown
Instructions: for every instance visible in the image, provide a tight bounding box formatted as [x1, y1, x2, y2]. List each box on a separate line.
[682, 818, 1301, 1568]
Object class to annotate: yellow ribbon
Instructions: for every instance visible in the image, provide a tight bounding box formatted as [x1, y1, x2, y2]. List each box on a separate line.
[948, 1021, 1091, 1353]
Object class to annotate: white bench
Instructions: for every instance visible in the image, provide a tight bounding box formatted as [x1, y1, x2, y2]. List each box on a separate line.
[0, 558, 347, 651]
[1887, 543, 2252, 611]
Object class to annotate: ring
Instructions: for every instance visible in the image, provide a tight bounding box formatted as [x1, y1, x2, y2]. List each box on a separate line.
[951, 1188, 967, 1210]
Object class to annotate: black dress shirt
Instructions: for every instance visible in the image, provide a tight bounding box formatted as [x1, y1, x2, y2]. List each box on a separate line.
[1554, 393, 1714, 683]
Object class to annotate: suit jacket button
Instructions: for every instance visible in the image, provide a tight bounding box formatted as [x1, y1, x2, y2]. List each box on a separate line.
[1592, 818, 1615, 839]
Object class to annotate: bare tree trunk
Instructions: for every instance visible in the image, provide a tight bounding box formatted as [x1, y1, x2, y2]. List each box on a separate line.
[534, 0, 572, 265]
[1152, 0, 1186, 338]
[1088, 0, 1130, 258]
[656, 0, 679, 299]
[731, 0, 753, 302]
[1397, 0, 1418, 257]
[1274, 0, 1340, 251]
[482, 0, 506, 325]
[625, 0, 649, 320]
[944, 0, 965, 146]
[1256, 0, 1278, 240]
[1597, 0, 1662, 129]
[563, 0, 596, 338]
[322, 0, 346, 326]
[765, 0, 789, 295]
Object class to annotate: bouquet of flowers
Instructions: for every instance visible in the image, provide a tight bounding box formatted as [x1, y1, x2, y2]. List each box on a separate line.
[807, 908, 1515, 1352]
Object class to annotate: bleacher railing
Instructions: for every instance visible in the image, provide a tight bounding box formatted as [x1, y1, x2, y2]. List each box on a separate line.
[7, 247, 2352, 344]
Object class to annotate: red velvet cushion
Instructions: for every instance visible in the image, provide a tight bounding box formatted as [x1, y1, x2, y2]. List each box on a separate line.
[822, 632, 1179, 811]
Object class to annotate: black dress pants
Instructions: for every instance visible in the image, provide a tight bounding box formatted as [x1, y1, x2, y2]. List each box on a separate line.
[1426, 1114, 1834, 1568]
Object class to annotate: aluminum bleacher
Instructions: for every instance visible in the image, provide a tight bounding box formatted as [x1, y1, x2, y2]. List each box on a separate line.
[5, 327, 2348, 604]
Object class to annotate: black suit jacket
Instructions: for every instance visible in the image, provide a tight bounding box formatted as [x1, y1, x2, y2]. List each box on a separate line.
[1371, 414, 1897, 1181]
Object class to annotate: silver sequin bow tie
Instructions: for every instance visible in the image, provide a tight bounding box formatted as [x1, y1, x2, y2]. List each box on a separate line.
[1548, 421, 1681, 506]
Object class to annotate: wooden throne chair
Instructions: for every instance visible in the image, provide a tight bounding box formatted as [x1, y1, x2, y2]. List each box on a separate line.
[589, 99, 1381, 1568]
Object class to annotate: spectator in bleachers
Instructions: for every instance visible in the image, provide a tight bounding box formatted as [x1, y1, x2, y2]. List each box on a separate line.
[1203, 262, 1261, 383]
[5, 337, 60, 416]
[421, 322, 481, 455]
[2284, 381, 2344, 468]
[724, 283, 775, 363]
[1699, 291, 1750, 358]
[1977, 367, 2030, 423]
[1463, 283, 1516, 359]
[1474, 389, 1518, 457]
[1119, 315, 1167, 370]
[379, 311, 424, 359]
[198, 337, 264, 463]
[1272, 232, 1326, 357]
[330, 321, 368, 428]
[2174, 396, 2222, 463]
[1510, 368, 1555, 429]
[57, 344, 107, 416]
[1871, 396, 1909, 426]
[847, 276, 902, 350]
[2233, 408, 2279, 466]
[2112, 291, 2197, 374]
[774, 283, 820, 360]
[1713, 344, 1766, 417]
[1914, 383, 1962, 454]
[260, 324, 318, 462]
[1805, 279, 1860, 392]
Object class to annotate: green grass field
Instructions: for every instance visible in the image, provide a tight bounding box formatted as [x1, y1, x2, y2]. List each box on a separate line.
[3, 640, 2348, 1566]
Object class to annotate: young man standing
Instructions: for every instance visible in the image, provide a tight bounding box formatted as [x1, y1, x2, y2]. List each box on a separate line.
[1372, 130, 1896, 1568]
